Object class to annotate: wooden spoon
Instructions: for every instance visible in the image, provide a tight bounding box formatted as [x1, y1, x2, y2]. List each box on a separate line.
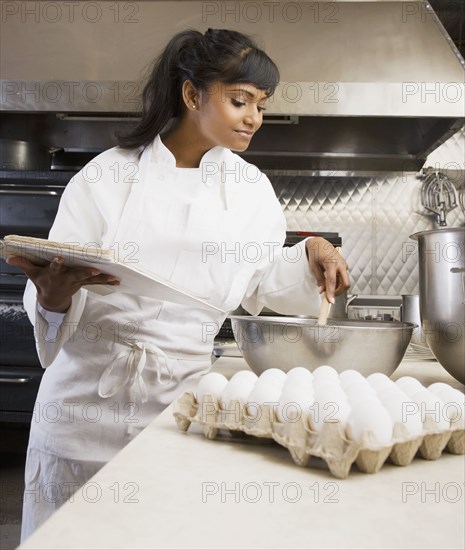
[318, 294, 332, 326]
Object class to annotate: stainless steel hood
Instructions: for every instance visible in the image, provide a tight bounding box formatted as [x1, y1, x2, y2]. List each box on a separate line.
[1, 1, 464, 171]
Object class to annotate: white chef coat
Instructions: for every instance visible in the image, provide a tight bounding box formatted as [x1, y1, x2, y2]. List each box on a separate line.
[22, 134, 320, 463]
[20, 134, 323, 542]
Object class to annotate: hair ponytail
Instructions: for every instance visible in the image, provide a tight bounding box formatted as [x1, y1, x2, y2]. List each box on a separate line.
[116, 28, 279, 150]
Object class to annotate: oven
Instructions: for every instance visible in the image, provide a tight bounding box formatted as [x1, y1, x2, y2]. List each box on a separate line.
[0, 171, 70, 422]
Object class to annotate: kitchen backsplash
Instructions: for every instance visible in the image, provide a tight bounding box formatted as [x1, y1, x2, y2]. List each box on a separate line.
[269, 128, 465, 297]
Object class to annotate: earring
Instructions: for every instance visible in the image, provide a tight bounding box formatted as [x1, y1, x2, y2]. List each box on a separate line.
[192, 104, 196, 109]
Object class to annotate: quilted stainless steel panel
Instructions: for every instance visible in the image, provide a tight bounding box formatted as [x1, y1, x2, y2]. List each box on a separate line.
[271, 172, 465, 296]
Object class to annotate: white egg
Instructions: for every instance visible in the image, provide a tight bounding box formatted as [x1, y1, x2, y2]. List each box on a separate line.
[428, 382, 451, 394]
[220, 371, 258, 408]
[246, 378, 283, 415]
[257, 368, 287, 386]
[313, 365, 339, 385]
[338, 369, 366, 389]
[346, 400, 394, 447]
[195, 373, 229, 403]
[428, 383, 464, 404]
[377, 386, 423, 438]
[428, 383, 465, 428]
[312, 383, 351, 431]
[343, 380, 378, 404]
[285, 367, 313, 385]
[282, 371, 313, 397]
[312, 400, 352, 432]
[276, 385, 315, 423]
[282, 378, 314, 397]
[367, 373, 396, 393]
[314, 383, 347, 404]
[377, 383, 409, 402]
[395, 376, 425, 397]
[411, 389, 450, 431]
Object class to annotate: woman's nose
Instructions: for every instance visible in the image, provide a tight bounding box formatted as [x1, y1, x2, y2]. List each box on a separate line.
[243, 106, 262, 128]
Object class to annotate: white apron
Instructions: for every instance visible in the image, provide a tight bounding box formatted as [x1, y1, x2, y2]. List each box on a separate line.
[21, 140, 245, 541]
[26, 138, 251, 458]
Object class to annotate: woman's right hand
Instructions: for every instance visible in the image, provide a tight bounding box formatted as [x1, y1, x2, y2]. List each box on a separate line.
[6, 256, 120, 313]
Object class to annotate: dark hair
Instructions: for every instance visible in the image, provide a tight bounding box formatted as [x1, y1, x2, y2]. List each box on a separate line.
[116, 28, 280, 149]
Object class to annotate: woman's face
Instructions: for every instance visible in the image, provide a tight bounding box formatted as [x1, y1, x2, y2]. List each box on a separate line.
[195, 81, 269, 152]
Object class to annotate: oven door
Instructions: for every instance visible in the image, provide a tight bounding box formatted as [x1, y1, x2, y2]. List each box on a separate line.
[0, 367, 43, 422]
[0, 290, 43, 422]
[0, 174, 68, 423]
[0, 179, 63, 236]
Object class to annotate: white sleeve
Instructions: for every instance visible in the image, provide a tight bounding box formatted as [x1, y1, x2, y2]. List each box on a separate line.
[241, 238, 322, 316]
[24, 280, 88, 368]
[240, 177, 322, 317]
[36, 303, 66, 335]
[23, 169, 104, 368]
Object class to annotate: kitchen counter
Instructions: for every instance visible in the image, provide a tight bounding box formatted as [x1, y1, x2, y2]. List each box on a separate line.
[20, 358, 465, 550]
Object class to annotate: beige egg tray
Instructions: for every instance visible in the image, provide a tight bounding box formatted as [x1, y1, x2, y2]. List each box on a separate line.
[173, 393, 465, 479]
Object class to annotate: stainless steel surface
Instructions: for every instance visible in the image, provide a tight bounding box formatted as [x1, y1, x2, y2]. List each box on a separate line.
[421, 171, 458, 226]
[212, 340, 242, 358]
[400, 294, 429, 348]
[230, 315, 414, 377]
[410, 228, 465, 384]
[273, 169, 465, 297]
[0, 139, 61, 171]
[0, 378, 32, 384]
[330, 292, 358, 319]
[0, 189, 61, 195]
[347, 295, 401, 321]
[1, 1, 464, 170]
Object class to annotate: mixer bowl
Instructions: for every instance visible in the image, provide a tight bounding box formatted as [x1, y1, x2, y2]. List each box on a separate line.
[230, 316, 415, 377]
[410, 228, 465, 384]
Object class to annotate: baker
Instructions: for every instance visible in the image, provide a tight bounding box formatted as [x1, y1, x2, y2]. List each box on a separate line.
[8, 28, 350, 540]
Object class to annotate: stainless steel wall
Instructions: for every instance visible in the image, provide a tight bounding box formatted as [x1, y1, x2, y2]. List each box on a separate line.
[270, 128, 465, 296]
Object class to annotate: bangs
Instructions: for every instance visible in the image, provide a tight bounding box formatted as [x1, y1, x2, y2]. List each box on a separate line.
[221, 49, 280, 97]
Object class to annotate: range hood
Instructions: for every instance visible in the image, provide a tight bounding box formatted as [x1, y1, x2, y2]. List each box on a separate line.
[1, 0, 464, 172]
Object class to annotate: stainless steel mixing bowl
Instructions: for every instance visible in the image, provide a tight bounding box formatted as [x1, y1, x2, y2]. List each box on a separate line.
[230, 316, 415, 376]
[410, 228, 465, 384]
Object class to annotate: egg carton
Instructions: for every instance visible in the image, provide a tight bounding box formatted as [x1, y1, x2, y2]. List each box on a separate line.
[173, 369, 465, 479]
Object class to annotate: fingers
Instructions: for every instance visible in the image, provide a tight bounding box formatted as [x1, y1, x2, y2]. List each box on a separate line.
[311, 263, 326, 294]
[305, 238, 331, 293]
[328, 260, 351, 303]
[6, 256, 40, 278]
[337, 261, 351, 293]
[81, 273, 120, 286]
[49, 257, 119, 285]
[306, 239, 350, 304]
[8, 255, 119, 287]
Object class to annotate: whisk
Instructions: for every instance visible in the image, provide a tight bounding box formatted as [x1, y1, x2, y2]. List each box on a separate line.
[421, 171, 458, 226]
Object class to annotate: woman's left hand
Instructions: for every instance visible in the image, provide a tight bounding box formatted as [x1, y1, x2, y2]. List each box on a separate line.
[305, 237, 350, 304]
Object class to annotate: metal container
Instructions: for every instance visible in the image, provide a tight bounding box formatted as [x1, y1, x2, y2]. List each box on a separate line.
[400, 294, 429, 348]
[410, 228, 465, 384]
[331, 292, 358, 319]
[230, 316, 414, 377]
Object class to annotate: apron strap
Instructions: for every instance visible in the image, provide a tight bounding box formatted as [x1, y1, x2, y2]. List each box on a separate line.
[98, 339, 174, 403]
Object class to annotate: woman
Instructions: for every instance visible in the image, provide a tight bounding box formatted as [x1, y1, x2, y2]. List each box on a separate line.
[10, 28, 350, 540]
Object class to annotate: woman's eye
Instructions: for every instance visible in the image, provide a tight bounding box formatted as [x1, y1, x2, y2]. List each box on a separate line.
[231, 98, 266, 112]
[231, 99, 245, 107]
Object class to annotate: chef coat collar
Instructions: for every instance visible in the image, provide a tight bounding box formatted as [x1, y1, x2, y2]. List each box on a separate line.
[150, 134, 226, 170]
[146, 134, 235, 210]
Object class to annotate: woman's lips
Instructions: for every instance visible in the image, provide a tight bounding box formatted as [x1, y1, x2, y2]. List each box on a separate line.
[234, 130, 253, 139]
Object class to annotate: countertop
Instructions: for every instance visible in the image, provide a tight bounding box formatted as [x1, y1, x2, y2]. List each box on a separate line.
[20, 358, 465, 550]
